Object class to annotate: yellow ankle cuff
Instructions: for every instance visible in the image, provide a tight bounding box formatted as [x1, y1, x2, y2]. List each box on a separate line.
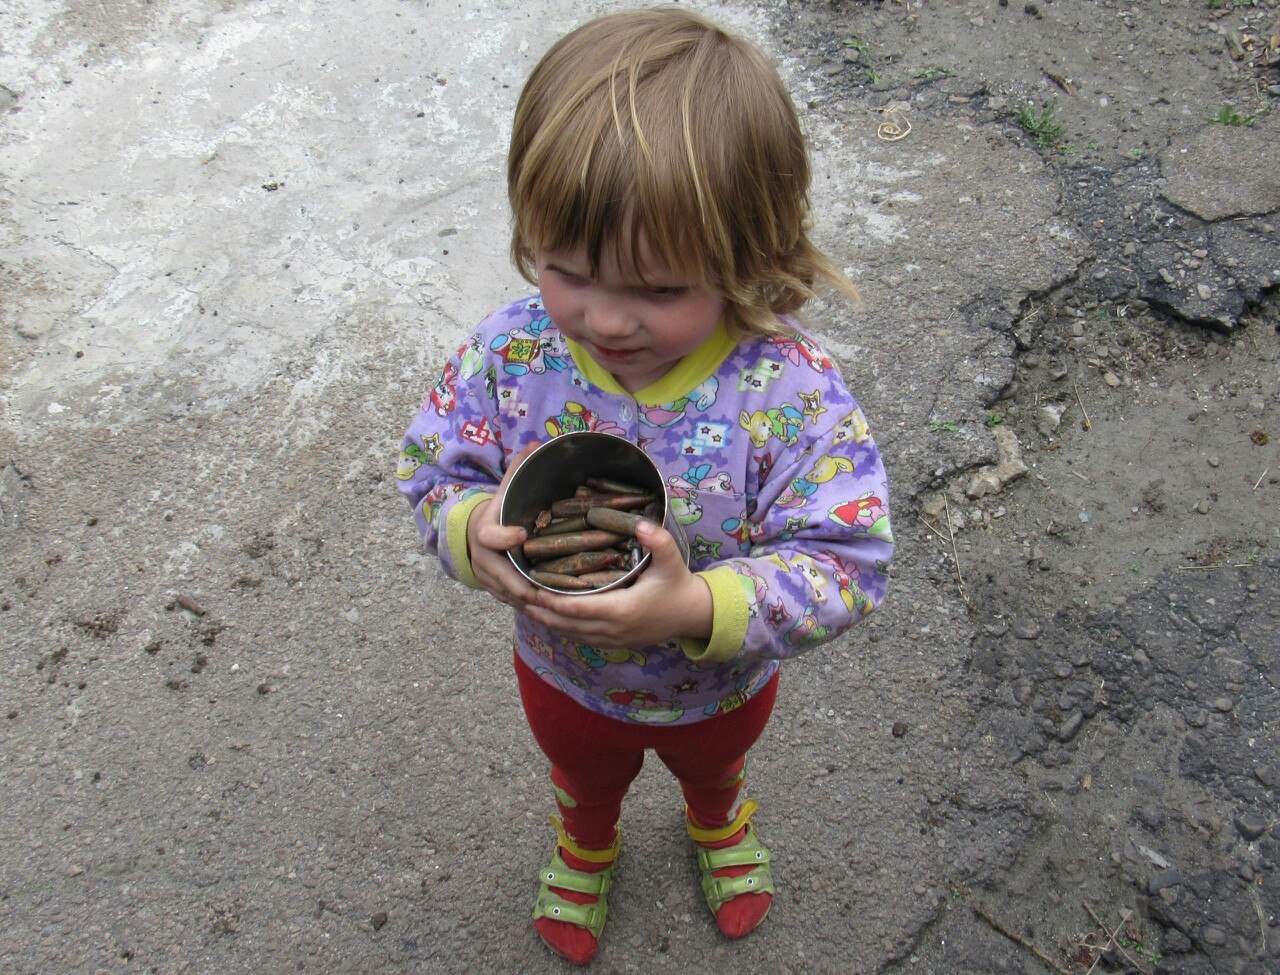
[686, 799, 758, 844]
[550, 815, 620, 864]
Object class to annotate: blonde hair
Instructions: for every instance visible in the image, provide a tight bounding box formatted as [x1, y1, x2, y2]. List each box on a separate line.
[507, 8, 858, 336]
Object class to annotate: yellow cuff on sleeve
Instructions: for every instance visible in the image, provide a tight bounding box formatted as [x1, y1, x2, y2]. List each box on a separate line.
[444, 491, 495, 590]
[679, 565, 751, 663]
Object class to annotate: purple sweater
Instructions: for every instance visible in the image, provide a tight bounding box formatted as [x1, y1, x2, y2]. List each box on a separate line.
[399, 296, 893, 725]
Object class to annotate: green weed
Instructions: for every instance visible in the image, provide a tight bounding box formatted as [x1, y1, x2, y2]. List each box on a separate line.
[1015, 99, 1065, 148]
[1119, 937, 1164, 963]
[985, 412, 1004, 428]
[930, 420, 960, 433]
[1207, 102, 1256, 126]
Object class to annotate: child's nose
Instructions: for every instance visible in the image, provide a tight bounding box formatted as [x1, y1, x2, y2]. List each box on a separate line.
[585, 300, 637, 338]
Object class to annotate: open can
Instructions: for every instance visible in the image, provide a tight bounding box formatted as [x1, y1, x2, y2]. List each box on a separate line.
[500, 432, 686, 594]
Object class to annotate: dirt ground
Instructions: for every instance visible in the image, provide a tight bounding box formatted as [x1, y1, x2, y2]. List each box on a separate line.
[1, 1, 1278, 973]
[780, 1, 1280, 972]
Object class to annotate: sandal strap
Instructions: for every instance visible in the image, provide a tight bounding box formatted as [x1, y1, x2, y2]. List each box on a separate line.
[532, 848, 615, 939]
[538, 848, 614, 896]
[533, 888, 610, 938]
[700, 863, 775, 911]
[696, 830, 771, 872]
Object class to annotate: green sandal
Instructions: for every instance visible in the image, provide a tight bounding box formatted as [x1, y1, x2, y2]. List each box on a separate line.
[688, 800, 775, 915]
[531, 847, 615, 938]
[695, 823, 774, 912]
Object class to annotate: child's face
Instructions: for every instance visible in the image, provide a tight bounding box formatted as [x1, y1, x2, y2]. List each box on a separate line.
[536, 237, 726, 394]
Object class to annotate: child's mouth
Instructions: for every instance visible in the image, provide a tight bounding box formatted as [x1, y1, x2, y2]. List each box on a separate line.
[592, 344, 637, 361]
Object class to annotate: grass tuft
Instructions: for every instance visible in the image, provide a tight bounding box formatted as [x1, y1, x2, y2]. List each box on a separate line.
[1206, 102, 1256, 126]
[1015, 99, 1065, 148]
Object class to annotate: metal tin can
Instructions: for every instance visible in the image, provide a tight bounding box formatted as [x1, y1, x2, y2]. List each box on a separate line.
[499, 432, 688, 594]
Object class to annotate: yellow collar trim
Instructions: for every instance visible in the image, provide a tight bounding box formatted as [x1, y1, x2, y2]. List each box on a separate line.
[566, 319, 738, 403]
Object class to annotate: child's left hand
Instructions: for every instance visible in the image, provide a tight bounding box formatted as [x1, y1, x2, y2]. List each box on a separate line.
[523, 520, 713, 648]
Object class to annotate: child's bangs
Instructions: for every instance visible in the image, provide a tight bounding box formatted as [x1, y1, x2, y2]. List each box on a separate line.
[526, 108, 715, 287]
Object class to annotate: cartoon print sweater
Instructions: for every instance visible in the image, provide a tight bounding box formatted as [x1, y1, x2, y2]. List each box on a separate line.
[399, 296, 893, 725]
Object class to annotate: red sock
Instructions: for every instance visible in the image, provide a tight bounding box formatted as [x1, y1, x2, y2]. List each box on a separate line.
[534, 848, 611, 965]
[696, 826, 772, 938]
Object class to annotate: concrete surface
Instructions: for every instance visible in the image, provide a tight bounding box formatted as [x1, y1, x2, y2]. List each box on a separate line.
[2, 1, 1277, 974]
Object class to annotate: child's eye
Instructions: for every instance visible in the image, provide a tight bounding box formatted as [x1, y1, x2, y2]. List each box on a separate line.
[548, 265, 587, 284]
[647, 285, 688, 298]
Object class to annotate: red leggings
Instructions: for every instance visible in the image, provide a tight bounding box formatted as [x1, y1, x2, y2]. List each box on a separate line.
[515, 652, 779, 851]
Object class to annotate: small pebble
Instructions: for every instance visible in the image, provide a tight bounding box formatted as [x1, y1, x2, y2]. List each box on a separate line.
[1057, 712, 1083, 742]
[1234, 812, 1267, 841]
[1200, 925, 1227, 947]
[1147, 868, 1181, 893]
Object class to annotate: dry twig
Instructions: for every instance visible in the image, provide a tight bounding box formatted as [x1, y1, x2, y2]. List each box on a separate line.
[1073, 381, 1092, 431]
[1251, 885, 1269, 956]
[973, 905, 1072, 975]
[943, 494, 969, 605]
[916, 514, 950, 544]
[1254, 467, 1269, 491]
[1177, 562, 1255, 571]
[1082, 902, 1154, 975]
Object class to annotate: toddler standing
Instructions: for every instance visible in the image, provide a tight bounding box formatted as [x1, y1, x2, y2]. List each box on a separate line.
[399, 8, 893, 965]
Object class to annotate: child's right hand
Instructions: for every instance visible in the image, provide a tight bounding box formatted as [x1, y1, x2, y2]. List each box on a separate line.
[466, 441, 543, 610]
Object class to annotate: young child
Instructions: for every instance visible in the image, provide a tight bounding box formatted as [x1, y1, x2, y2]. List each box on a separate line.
[398, 8, 893, 965]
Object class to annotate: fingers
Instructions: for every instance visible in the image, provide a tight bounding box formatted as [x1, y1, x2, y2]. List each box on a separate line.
[474, 519, 527, 553]
[472, 441, 540, 552]
[494, 440, 542, 502]
[477, 550, 540, 605]
[632, 521, 692, 587]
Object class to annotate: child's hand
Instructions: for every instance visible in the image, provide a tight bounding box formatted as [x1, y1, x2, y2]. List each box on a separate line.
[467, 442, 543, 610]
[523, 520, 713, 648]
